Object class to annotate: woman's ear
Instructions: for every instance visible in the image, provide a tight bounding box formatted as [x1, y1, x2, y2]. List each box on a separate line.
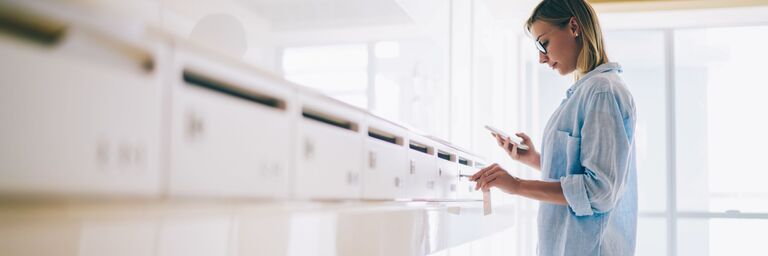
[569, 17, 580, 37]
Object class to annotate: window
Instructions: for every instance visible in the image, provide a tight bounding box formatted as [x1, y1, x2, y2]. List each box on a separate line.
[281, 37, 452, 139]
[677, 219, 768, 255]
[674, 26, 768, 213]
[528, 24, 768, 256]
[673, 25, 768, 256]
[282, 44, 369, 109]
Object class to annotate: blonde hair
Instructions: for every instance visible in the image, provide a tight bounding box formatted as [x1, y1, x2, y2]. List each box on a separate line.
[525, 0, 608, 80]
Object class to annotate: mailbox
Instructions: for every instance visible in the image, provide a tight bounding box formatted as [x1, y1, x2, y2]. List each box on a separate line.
[405, 135, 438, 200]
[457, 154, 485, 201]
[0, 5, 163, 197]
[167, 43, 295, 198]
[294, 90, 365, 200]
[435, 147, 459, 200]
[362, 116, 408, 200]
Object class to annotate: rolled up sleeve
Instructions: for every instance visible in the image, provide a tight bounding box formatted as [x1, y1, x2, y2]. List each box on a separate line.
[560, 91, 633, 216]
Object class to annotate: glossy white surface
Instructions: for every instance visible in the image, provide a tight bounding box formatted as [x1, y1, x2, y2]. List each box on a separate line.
[0, 200, 515, 256]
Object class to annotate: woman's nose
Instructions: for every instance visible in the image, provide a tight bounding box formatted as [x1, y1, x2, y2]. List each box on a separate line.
[538, 52, 548, 64]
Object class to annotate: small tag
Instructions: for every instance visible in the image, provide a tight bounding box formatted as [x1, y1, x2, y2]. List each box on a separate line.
[483, 190, 492, 215]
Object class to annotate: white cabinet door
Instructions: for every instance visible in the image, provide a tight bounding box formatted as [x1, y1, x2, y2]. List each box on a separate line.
[168, 50, 295, 198]
[0, 17, 162, 196]
[294, 92, 364, 200]
[406, 139, 438, 200]
[436, 149, 459, 200]
[457, 156, 482, 201]
[362, 119, 408, 200]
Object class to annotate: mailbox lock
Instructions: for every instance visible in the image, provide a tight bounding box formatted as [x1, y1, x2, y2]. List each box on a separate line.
[304, 138, 315, 159]
[369, 151, 377, 169]
[347, 172, 359, 185]
[186, 111, 204, 140]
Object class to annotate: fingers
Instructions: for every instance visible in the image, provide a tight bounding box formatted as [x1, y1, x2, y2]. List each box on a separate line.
[493, 133, 504, 147]
[474, 166, 503, 190]
[509, 144, 520, 160]
[516, 132, 533, 146]
[478, 171, 504, 191]
[470, 163, 500, 185]
[504, 136, 519, 159]
[509, 140, 519, 159]
[470, 163, 498, 181]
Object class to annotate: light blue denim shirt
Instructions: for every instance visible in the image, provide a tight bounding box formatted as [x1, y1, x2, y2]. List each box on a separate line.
[538, 62, 638, 256]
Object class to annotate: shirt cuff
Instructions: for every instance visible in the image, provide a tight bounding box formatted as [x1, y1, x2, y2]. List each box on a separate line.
[560, 175, 594, 216]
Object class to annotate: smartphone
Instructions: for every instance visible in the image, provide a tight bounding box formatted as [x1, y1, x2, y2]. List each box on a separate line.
[484, 125, 529, 150]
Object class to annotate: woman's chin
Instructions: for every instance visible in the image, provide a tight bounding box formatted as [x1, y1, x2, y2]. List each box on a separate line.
[556, 67, 574, 76]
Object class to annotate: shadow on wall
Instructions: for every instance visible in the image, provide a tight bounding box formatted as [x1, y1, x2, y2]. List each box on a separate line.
[189, 13, 247, 58]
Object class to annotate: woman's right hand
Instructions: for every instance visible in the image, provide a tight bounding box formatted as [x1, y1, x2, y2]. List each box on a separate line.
[493, 132, 541, 170]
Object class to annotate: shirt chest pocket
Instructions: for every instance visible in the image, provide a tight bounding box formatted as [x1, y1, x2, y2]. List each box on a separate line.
[543, 130, 583, 180]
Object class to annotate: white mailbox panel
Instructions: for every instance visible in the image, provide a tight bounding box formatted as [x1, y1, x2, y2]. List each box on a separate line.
[0, 10, 163, 197]
[362, 117, 408, 200]
[457, 155, 484, 201]
[406, 137, 438, 200]
[435, 148, 459, 201]
[168, 46, 295, 198]
[295, 91, 364, 200]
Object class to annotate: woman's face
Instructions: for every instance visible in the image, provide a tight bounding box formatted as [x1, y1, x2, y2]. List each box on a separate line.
[530, 19, 581, 76]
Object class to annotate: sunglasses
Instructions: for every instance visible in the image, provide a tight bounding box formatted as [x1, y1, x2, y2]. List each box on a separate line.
[535, 40, 549, 54]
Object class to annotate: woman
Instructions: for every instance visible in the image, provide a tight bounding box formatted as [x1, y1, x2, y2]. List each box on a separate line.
[470, 0, 637, 255]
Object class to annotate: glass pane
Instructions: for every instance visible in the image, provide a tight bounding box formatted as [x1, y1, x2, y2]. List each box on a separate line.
[604, 30, 668, 213]
[675, 26, 768, 212]
[678, 218, 768, 256]
[277, 0, 452, 137]
[282, 44, 369, 109]
[636, 217, 667, 256]
[371, 38, 450, 138]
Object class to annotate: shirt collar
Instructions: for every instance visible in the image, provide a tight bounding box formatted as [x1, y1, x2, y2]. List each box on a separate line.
[566, 62, 623, 98]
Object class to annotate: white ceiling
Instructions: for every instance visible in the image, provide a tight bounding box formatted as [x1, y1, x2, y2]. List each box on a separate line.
[233, 0, 768, 32]
[241, 0, 413, 31]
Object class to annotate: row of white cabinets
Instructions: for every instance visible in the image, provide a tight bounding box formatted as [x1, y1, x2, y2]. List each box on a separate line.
[0, 2, 488, 202]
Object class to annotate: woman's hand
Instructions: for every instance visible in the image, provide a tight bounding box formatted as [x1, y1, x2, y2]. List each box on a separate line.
[493, 132, 541, 170]
[469, 163, 521, 194]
